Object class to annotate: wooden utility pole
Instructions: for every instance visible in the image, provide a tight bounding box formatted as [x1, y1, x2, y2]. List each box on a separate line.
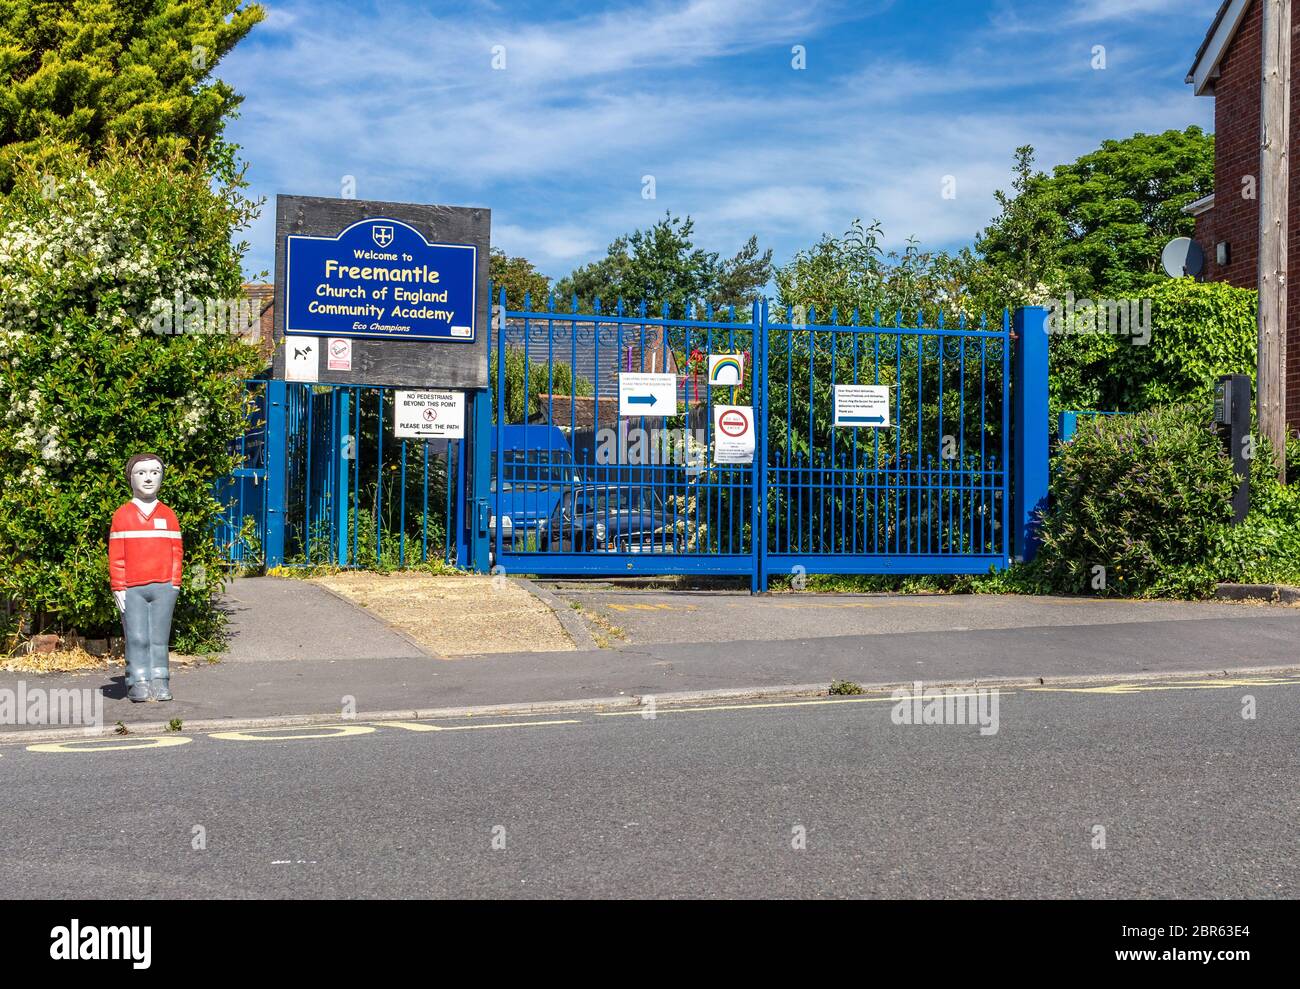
[1259, 0, 1290, 481]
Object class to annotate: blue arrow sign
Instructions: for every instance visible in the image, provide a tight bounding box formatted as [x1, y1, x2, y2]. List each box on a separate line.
[627, 395, 657, 406]
[842, 415, 885, 425]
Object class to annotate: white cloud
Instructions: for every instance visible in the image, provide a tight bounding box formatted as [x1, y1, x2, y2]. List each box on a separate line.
[494, 222, 604, 268]
[1069, 0, 1187, 24]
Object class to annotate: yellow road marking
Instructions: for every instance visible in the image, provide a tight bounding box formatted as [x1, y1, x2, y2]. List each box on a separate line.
[597, 693, 1008, 717]
[27, 735, 193, 753]
[606, 603, 696, 613]
[208, 724, 377, 742]
[375, 719, 581, 732]
[1027, 676, 1300, 695]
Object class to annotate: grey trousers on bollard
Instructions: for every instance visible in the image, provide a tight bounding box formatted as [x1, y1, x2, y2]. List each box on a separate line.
[122, 581, 178, 687]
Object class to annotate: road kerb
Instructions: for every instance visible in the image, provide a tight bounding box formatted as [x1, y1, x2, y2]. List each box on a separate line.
[2, 664, 1297, 746]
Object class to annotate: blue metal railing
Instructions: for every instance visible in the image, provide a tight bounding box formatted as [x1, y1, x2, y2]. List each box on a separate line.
[215, 379, 467, 570]
[217, 299, 1050, 586]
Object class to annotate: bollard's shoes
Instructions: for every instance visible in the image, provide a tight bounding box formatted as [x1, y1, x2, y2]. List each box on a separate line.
[127, 682, 153, 703]
[150, 679, 173, 702]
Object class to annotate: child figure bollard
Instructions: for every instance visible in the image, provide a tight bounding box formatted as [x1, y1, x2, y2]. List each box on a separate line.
[109, 453, 183, 702]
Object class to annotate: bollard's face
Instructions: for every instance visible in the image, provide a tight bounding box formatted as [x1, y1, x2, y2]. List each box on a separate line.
[129, 459, 163, 500]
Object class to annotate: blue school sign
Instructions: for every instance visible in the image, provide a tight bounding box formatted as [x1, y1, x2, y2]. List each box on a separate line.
[284, 217, 477, 342]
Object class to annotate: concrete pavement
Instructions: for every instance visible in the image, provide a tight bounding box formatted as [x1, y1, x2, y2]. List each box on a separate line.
[222, 576, 429, 662]
[1, 582, 1297, 734]
[542, 583, 1278, 644]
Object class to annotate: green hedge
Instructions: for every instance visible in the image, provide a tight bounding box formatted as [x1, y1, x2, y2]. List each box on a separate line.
[1050, 278, 1257, 421]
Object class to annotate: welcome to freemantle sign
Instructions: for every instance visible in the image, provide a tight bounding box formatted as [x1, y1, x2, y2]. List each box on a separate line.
[272, 195, 489, 390]
[285, 217, 477, 342]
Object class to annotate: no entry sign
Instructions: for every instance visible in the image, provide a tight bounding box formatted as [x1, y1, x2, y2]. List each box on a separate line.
[712, 405, 754, 464]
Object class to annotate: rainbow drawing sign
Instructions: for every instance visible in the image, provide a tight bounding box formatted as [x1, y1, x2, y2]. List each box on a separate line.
[707, 353, 744, 388]
[284, 217, 477, 342]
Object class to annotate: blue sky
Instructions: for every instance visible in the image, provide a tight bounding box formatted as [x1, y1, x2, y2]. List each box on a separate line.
[221, 0, 1221, 285]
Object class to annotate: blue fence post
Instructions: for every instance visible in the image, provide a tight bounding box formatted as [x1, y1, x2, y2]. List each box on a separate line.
[470, 387, 491, 572]
[1012, 306, 1049, 562]
[264, 378, 287, 569]
[754, 300, 768, 593]
[336, 389, 350, 567]
[1058, 410, 1077, 444]
[455, 439, 468, 568]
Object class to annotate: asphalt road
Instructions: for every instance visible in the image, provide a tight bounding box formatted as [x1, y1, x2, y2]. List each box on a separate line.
[2, 672, 1297, 899]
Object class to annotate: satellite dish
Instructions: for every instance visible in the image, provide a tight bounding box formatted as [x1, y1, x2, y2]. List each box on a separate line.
[1162, 237, 1204, 277]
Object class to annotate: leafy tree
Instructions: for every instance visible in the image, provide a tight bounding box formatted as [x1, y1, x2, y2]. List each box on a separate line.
[555, 212, 772, 315]
[774, 219, 1000, 325]
[489, 248, 551, 307]
[977, 128, 1215, 301]
[0, 0, 265, 186]
[489, 347, 591, 424]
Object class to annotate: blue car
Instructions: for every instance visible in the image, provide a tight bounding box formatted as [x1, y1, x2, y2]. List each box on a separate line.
[490, 425, 579, 550]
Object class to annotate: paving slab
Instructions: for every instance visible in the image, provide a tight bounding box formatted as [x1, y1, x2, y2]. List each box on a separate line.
[222, 576, 429, 662]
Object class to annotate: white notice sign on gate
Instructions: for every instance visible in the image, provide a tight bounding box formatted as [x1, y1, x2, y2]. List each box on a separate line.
[619, 372, 678, 417]
[712, 405, 755, 464]
[394, 390, 465, 439]
[833, 384, 891, 427]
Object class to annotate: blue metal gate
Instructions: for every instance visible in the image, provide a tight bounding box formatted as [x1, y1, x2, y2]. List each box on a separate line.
[219, 301, 1044, 586]
[491, 297, 761, 581]
[490, 294, 1030, 590]
[760, 308, 1011, 581]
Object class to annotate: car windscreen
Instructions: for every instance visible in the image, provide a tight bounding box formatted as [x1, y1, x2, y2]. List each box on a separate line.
[572, 488, 660, 516]
[493, 448, 576, 491]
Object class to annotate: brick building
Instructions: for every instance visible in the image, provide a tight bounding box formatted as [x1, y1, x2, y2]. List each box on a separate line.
[1186, 0, 1300, 429]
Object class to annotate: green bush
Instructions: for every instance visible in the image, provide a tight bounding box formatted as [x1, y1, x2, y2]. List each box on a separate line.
[1034, 403, 1236, 596]
[1194, 446, 1300, 591]
[0, 144, 261, 648]
[1032, 402, 1300, 598]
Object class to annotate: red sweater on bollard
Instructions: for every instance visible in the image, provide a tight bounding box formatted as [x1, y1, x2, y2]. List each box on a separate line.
[108, 503, 184, 591]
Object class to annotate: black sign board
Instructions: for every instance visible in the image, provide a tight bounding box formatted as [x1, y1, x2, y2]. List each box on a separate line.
[272, 195, 490, 389]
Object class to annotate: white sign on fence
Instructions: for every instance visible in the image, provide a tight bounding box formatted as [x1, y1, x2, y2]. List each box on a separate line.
[394, 390, 465, 439]
[619, 372, 678, 417]
[712, 405, 755, 464]
[284, 336, 319, 382]
[327, 337, 352, 371]
[833, 384, 891, 427]
[707, 354, 744, 387]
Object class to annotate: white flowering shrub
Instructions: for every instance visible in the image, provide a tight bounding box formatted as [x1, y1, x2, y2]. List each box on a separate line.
[0, 146, 262, 650]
